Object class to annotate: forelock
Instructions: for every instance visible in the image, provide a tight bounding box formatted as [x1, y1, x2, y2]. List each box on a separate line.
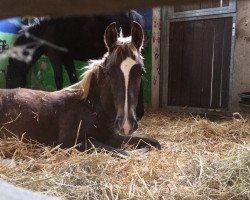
[109, 38, 138, 63]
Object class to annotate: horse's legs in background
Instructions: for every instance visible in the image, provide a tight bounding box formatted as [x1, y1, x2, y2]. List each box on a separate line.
[63, 57, 78, 84]
[47, 52, 64, 90]
[6, 60, 30, 88]
[104, 134, 161, 150]
[6, 46, 44, 88]
[52, 63, 63, 90]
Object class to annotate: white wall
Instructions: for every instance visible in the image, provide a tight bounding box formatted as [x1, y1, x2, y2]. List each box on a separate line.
[232, 1, 250, 111]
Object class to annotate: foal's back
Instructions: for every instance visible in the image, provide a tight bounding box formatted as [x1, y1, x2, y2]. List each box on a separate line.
[0, 88, 72, 144]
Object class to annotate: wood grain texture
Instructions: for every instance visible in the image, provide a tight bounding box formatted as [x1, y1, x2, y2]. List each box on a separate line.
[168, 18, 232, 109]
[0, 0, 213, 19]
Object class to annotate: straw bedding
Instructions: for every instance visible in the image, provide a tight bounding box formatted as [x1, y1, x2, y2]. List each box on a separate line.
[0, 111, 249, 200]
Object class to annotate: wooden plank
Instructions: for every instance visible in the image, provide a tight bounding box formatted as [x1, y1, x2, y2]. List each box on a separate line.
[190, 20, 204, 107]
[210, 18, 224, 108]
[168, 22, 184, 106]
[208, 17, 232, 109]
[200, 19, 214, 108]
[167, 22, 175, 105]
[0, 0, 215, 19]
[180, 21, 194, 106]
[201, 1, 214, 9]
[221, 17, 232, 108]
[222, 0, 230, 7]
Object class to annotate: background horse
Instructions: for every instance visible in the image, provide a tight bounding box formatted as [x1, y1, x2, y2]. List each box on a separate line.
[0, 22, 160, 156]
[6, 10, 145, 120]
[6, 10, 144, 90]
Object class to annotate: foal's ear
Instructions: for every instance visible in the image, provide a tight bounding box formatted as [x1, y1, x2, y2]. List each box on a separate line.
[104, 22, 118, 51]
[131, 21, 144, 51]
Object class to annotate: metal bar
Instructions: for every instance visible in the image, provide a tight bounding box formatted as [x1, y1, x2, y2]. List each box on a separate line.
[167, 0, 236, 19]
[168, 12, 236, 22]
[168, 7, 236, 19]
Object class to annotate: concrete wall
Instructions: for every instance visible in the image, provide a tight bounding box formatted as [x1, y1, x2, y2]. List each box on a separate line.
[232, 1, 250, 111]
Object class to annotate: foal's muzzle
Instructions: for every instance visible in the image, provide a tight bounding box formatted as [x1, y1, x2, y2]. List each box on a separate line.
[115, 117, 138, 135]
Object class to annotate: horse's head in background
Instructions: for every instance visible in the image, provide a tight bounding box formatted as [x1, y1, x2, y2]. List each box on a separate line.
[80, 21, 144, 135]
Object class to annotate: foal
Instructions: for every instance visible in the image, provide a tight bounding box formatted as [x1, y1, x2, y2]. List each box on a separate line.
[0, 22, 160, 155]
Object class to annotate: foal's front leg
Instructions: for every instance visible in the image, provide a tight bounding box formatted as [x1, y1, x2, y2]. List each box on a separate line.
[104, 134, 161, 150]
[87, 139, 129, 156]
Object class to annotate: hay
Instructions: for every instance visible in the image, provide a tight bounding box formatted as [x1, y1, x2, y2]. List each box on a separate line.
[0, 111, 249, 200]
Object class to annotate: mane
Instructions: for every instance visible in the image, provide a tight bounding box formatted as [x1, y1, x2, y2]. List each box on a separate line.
[64, 59, 104, 99]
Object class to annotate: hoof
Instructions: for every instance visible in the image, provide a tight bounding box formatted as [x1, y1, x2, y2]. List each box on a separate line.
[138, 137, 161, 150]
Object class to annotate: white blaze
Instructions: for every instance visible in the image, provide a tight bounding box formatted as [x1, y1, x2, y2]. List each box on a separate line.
[120, 57, 137, 135]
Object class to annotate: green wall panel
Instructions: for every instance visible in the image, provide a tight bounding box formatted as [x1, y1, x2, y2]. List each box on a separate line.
[0, 32, 17, 88]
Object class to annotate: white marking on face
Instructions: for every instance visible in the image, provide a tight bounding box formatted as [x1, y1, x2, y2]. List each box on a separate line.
[120, 57, 137, 135]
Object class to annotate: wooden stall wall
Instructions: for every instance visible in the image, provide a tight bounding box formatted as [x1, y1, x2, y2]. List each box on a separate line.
[167, 17, 232, 109]
[160, 0, 236, 113]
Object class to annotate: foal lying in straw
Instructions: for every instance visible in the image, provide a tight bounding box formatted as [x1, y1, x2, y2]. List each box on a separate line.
[0, 22, 161, 155]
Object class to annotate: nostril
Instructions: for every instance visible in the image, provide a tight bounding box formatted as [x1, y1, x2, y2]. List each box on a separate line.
[132, 120, 138, 132]
[115, 117, 122, 131]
